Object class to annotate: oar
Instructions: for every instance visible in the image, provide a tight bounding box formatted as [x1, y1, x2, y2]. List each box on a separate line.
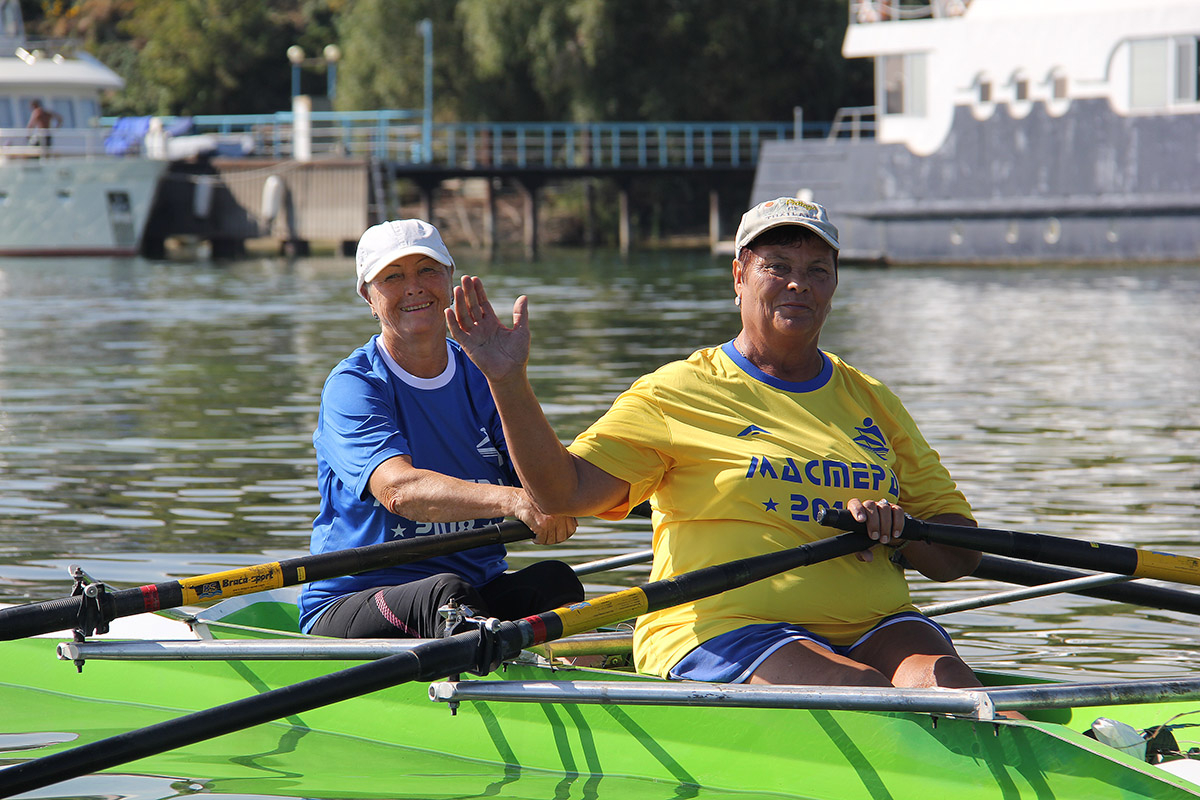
[921, 573, 1136, 617]
[973, 554, 1200, 617]
[0, 503, 657, 642]
[0, 529, 874, 797]
[0, 522, 544, 641]
[817, 509, 1200, 587]
[572, 548, 654, 576]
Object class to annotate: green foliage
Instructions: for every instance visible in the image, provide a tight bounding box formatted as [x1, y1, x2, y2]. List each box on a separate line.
[117, 0, 290, 115]
[333, 0, 458, 113]
[23, 0, 869, 123]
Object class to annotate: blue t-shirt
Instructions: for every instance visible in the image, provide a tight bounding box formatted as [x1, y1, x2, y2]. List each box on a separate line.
[298, 336, 515, 632]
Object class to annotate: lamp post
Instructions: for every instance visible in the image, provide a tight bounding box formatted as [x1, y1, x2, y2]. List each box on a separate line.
[286, 44, 342, 102]
[418, 18, 432, 164]
[323, 44, 341, 101]
[287, 45, 304, 99]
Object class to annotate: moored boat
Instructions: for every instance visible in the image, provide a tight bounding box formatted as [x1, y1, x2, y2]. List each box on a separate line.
[0, 0, 164, 257]
[3, 586, 1200, 799]
[751, 0, 1200, 264]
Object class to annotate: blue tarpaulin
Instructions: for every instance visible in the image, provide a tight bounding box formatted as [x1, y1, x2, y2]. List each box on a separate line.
[105, 116, 194, 155]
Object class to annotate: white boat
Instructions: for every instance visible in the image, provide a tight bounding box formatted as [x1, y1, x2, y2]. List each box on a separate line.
[752, 0, 1200, 264]
[0, 0, 164, 257]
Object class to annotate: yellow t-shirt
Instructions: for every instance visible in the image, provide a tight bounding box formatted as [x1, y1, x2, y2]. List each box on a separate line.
[567, 342, 974, 679]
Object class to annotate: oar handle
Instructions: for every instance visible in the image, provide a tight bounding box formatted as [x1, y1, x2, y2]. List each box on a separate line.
[0, 594, 104, 642]
[816, 508, 1200, 588]
[815, 506, 1139, 572]
[815, 508, 924, 538]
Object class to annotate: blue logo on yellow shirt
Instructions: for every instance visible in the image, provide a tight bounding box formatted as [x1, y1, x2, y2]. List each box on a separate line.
[852, 418, 890, 460]
[738, 424, 769, 437]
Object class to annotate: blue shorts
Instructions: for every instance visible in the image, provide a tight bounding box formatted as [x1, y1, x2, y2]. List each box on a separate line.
[667, 612, 953, 683]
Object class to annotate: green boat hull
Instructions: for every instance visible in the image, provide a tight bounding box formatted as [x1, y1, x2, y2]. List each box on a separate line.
[2, 597, 1198, 800]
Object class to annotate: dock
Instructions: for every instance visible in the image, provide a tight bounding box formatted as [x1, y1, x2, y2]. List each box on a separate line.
[138, 105, 809, 259]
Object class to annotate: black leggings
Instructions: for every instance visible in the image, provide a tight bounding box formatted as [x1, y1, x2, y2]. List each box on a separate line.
[308, 560, 585, 639]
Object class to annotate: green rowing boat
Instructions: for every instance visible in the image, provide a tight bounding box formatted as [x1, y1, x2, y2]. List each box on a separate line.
[3, 587, 1200, 800]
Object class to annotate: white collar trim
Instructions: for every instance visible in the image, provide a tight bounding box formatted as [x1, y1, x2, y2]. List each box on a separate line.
[378, 338, 456, 389]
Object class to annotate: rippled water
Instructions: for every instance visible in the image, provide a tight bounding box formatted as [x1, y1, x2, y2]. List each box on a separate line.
[1, 253, 1199, 682]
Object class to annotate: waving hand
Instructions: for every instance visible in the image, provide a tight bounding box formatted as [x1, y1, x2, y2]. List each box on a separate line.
[446, 275, 530, 384]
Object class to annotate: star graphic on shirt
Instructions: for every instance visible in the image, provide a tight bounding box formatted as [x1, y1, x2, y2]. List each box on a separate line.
[763, 498, 779, 512]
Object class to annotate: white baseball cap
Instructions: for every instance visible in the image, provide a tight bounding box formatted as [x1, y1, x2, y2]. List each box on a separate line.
[734, 197, 840, 253]
[355, 219, 454, 300]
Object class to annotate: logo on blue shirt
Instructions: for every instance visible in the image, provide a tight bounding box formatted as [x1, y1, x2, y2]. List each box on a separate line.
[476, 427, 504, 466]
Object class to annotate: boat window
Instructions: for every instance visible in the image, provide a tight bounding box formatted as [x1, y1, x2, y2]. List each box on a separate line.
[1052, 73, 1068, 100]
[1044, 68, 1071, 117]
[909, 54, 927, 115]
[1014, 78, 1028, 102]
[882, 53, 927, 116]
[979, 81, 991, 103]
[1130, 39, 1169, 108]
[884, 56, 904, 114]
[0, 0, 24, 41]
[19, 96, 39, 124]
[50, 98, 75, 128]
[1175, 36, 1199, 102]
[0, 98, 13, 128]
[77, 98, 100, 126]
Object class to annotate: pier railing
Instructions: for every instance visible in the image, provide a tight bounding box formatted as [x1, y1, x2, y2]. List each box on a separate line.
[0, 125, 112, 158]
[14, 112, 852, 168]
[92, 112, 823, 170]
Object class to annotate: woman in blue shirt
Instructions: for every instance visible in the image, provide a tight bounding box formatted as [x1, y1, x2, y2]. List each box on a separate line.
[299, 219, 582, 638]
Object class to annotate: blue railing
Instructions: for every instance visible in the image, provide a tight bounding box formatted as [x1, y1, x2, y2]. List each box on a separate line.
[100, 110, 829, 169]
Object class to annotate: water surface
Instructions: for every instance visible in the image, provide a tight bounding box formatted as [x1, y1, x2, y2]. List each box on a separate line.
[1, 252, 1198, 683]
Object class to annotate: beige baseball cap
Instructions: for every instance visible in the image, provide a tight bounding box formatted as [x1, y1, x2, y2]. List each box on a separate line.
[734, 197, 840, 252]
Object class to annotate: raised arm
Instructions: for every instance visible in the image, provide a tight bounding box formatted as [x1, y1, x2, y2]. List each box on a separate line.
[446, 275, 628, 517]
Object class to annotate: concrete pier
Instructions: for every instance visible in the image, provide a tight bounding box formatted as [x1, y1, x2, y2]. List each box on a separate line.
[144, 158, 371, 257]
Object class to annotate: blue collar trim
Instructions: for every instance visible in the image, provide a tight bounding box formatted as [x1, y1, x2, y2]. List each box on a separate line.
[721, 340, 832, 393]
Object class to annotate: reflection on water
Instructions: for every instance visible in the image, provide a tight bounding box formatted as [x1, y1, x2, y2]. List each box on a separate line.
[1, 253, 1199, 682]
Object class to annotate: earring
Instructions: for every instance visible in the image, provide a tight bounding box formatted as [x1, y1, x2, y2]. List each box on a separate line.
[372, 312, 379, 320]
[734, 295, 741, 306]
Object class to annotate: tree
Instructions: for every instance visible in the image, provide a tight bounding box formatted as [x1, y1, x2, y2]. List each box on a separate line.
[563, 0, 869, 123]
[29, 0, 338, 116]
[333, 0, 868, 125]
[25, 0, 867, 125]
[117, 0, 288, 115]
[334, 0, 461, 115]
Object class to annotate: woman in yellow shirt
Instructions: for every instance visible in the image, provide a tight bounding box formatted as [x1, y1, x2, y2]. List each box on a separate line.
[448, 198, 984, 689]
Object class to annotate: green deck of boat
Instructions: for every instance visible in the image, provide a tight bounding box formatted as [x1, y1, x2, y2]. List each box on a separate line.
[2, 599, 1198, 800]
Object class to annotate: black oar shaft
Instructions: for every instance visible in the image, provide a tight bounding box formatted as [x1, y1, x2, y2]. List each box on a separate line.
[0, 530, 873, 797]
[0, 521, 537, 641]
[974, 554, 1200, 617]
[817, 508, 1200, 587]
